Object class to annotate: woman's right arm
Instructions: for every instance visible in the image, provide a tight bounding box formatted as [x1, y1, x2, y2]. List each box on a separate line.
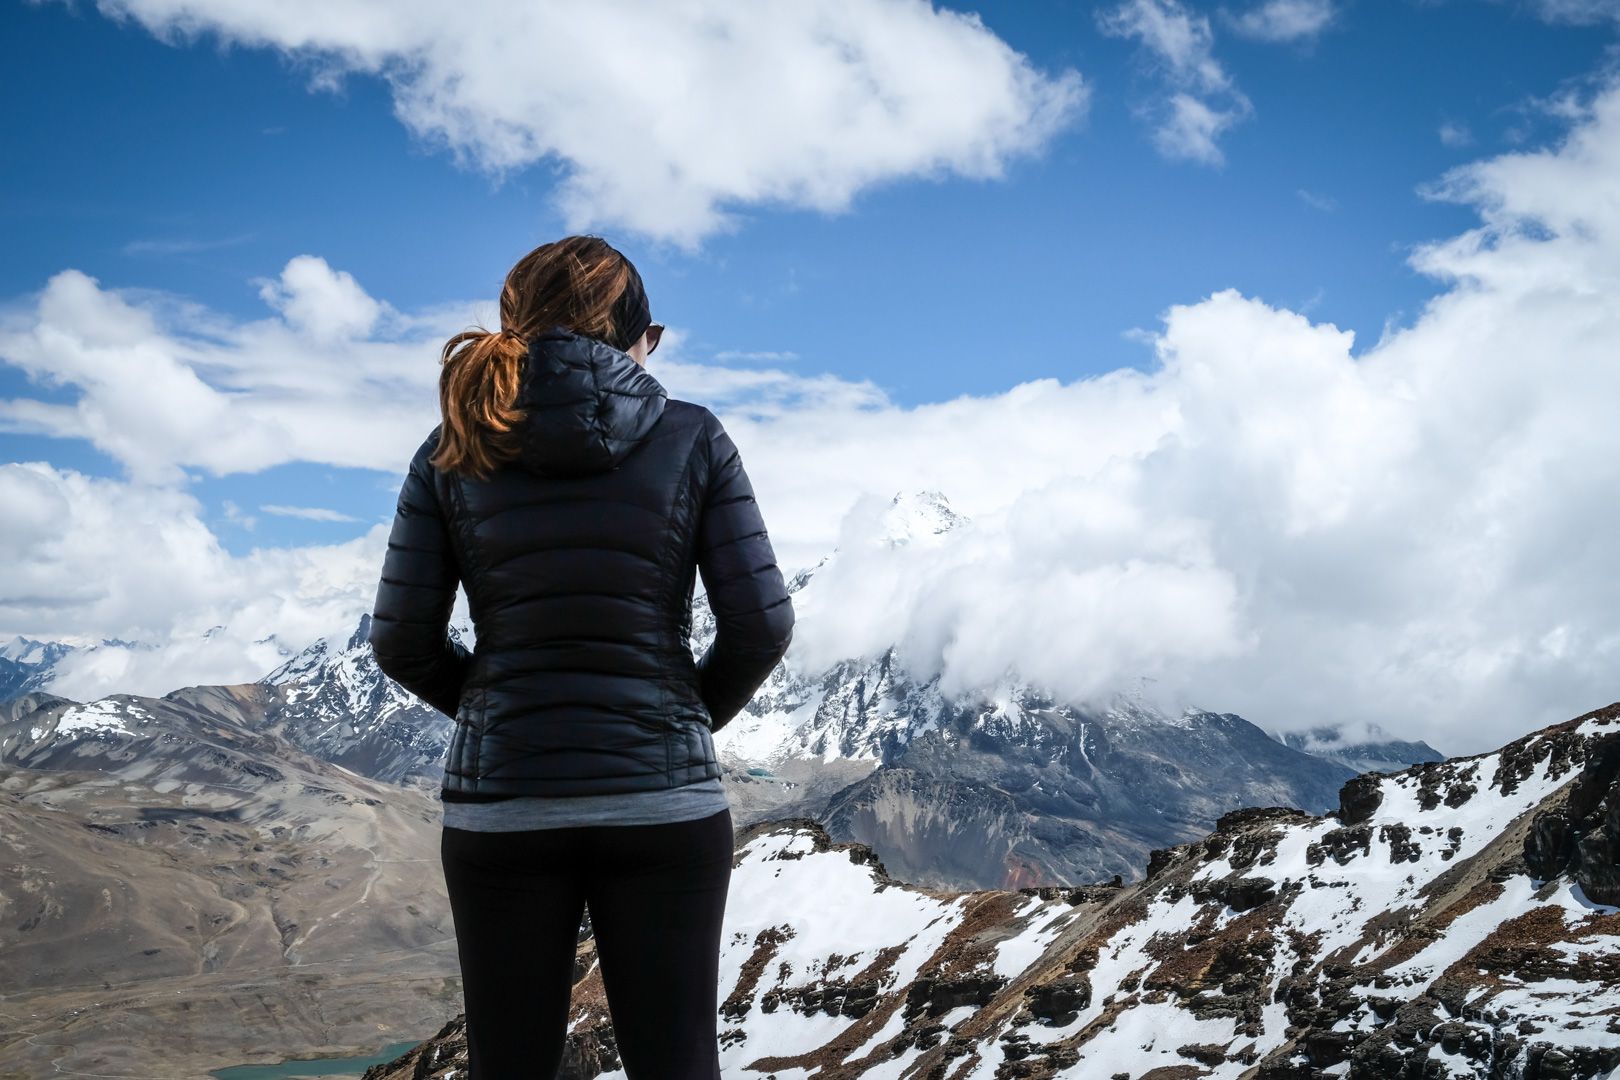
[693, 410, 795, 733]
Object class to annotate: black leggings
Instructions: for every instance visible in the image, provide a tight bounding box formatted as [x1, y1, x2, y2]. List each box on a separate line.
[439, 808, 733, 1079]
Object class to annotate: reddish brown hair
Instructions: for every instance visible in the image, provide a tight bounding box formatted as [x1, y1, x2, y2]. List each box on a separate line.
[430, 234, 640, 480]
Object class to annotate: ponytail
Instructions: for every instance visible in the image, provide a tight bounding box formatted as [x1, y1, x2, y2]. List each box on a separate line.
[430, 325, 527, 481]
[427, 234, 644, 479]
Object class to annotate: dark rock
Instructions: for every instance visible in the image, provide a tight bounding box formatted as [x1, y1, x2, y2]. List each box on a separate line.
[1189, 875, 1278, 911]
[1145, 845, 1181, 881]
[1024, 972, 1090, 1025]
[902, 972, 1007, 1020]
[1308, 825, 1372, 866]
[1178, 1042, 1230, 1066]
[1524, 732, 1620, 904]
[1336, 773, 1384, 827]
[1378, 822, 1421, 863]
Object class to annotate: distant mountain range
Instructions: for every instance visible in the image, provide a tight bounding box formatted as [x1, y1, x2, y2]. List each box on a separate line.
[1262, 722, 1449, 778]
[0, 491, 1445, 894]
[1, 491, 1611, 1076]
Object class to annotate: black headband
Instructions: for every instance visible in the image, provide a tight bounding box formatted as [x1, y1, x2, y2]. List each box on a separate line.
[608, 256, 653, 353]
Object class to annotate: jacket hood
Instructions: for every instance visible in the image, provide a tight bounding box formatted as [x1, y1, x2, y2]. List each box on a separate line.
[513, 325, 668, 477]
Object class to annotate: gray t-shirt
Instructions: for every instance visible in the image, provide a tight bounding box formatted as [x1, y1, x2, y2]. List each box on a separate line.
[441, 775, 729, 831]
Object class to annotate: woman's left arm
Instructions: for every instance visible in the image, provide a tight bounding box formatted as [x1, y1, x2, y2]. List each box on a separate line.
[368, 431, 473, 718]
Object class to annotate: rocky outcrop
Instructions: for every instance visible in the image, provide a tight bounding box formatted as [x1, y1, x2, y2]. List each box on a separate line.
[1525, 729, 1620, 905]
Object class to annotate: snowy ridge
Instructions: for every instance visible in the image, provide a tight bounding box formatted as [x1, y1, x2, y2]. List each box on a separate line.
[2, 635, 65, 665]
[265, 616, 408, 720]
[375, 702, 1620, 1080]
[52, 696, 156, 738]
[0, 635, 80, 701]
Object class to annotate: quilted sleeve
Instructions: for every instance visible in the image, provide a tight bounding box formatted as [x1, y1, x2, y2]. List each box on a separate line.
[694, 409, 796, 733]
[367, 433, 473, 718]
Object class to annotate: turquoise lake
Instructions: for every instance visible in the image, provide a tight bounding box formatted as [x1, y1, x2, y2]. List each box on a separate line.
[209, 1040, 422, 1079]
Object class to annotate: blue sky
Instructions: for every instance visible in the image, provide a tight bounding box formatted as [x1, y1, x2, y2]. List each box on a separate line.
[3, 0, 1617, 749]
[3, 0, 1606, 551]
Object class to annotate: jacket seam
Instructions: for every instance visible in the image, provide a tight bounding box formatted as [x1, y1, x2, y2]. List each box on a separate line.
[661, 428, 708, 785]
[441, 468, 487, 788]
[588, 353, 610, 466]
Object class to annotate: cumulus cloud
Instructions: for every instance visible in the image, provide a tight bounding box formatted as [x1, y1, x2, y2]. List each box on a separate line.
[5, 69, 1619, 754]
[0, 255, 470, 484]
[0, 265, 897, 486]
[0, 461, 411, 698]
[740, 70, 1620, 753]
[1096, 0, 1255, 165]
[256, 255, 385, 341]
[62, 0, 1088, 251]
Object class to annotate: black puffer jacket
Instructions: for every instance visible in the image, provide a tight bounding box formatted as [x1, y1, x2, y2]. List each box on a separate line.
[368, 325, 795, 799]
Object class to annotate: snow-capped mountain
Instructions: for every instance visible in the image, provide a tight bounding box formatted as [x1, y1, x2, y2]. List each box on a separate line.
[364, 701, 1620, 1080]
[691, 491, 1448, 888]
[1, 635, 81, 701]
[0, 631, 257, 706]
[705, 492, 1441, 775]
[218, 488, 1450, 889]
[1, 682, 349, 796]
[261, 613, 473, 791]
[1, 488, 1456, 892]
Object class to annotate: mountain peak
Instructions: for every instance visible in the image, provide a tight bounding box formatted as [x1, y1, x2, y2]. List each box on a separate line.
[2, 635, 50, 663]
[876, 489, 965, 548]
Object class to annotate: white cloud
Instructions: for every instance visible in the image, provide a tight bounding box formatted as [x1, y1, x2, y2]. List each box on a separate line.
[1220, 0, 1339, 43]
[1521, 0, 1620, 24]
[220, 498, 256, 532]
[1297, 188, 1339, 211]
[741, 69, 1620, 752]
[1096, 0, 1255, 165]
[712, 350, 803, 364]
[122, 233, 255, 257]
[68, 0, 1088, 251]
[0, 256, 470, 484]
[1153, 90, 1253, 165]
[261, 504, 361, 523]
[0, 461, 402, 698]
[1098, 0, 1236, 95]
[256, 255, 384, 341]
[1439, 120, 1475, 147]
[5, 69, 1620, 754]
